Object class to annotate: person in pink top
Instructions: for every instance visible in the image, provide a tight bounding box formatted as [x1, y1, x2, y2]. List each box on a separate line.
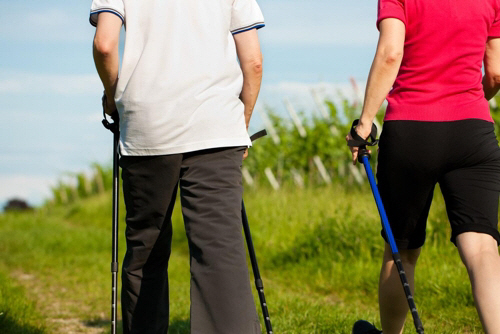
[348, 0, 500, 333]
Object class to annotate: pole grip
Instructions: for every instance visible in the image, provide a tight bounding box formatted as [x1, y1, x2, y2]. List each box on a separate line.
[357, 145, 371, 163]
[347, 120, 379, 148]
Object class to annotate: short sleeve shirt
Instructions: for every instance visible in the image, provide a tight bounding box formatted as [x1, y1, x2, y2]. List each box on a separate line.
[491, 5, 500, 37]
[90, 0, 264, 155]
[377, 0, 500, 122]
[377, 0, 406, 28]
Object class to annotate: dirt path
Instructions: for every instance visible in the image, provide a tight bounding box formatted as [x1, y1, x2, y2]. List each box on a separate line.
[11, 271, 108, 334]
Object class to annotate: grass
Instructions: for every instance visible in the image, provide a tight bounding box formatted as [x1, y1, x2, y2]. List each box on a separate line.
[0, 185, 488, 333]
[0, 269, 45, 333]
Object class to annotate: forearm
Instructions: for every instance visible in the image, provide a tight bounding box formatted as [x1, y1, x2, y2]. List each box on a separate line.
[482, 75, 500, 101]
[482, 38, 500, 101]
[233, 29, 263, 129]
[359, 49, 402, 128]
[240, 61, 263, 128]
[92, 12, 122, 101]
[93, 42, 119, 99]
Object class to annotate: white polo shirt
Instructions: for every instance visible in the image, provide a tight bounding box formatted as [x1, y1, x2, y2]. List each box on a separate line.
[90, 0, 264, 155]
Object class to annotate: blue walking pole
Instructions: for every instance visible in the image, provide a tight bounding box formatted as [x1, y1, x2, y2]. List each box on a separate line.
[348, 120, 424, 334]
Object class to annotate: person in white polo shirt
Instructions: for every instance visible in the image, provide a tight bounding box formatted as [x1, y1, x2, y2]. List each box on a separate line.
[90, 1, 265, 333]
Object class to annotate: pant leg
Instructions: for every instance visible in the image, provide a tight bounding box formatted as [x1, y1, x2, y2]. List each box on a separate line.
[179, 146, 260, 334]
[438, 120, 500, 246]
[120, 155, 182, 334]
[376, 121, 440, 249]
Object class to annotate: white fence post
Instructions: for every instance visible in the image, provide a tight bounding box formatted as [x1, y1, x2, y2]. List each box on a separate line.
[284, 99, 307, 138]
[348, 164, 364, 185]
[264, 167, 280, 190]
[311, 90, 340, 136]
[311, 89, 330, 120]
[313, 155, 332, 184]
[490, 98, 498, 109]
[258, 109, 281, 145]
[291, 168, 304, 188]
[242, 167, 255, 187]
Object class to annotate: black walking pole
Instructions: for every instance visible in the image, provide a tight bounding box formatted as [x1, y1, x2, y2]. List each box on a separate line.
[348, 120, 424, 334]
[102, 95, 120, 334]
[243, 130, 273, 334]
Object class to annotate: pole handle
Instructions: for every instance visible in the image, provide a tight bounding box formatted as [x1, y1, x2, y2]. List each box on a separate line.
[250, 129, 267, 142]
[347, 119, 378, 162]
[102, 93, 120, 134]
[347, 119, 379, 147]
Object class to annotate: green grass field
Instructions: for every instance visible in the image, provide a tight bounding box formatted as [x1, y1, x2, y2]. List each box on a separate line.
[0, 186, 487, 333]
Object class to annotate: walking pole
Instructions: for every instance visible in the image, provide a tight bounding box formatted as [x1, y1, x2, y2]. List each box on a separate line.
[243, 130, 273, 334]
[102, 95, 120, 334]
[348, 120, 424, 334]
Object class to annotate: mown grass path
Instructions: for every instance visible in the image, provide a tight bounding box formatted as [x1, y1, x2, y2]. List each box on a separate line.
[0, 187, 487, 333]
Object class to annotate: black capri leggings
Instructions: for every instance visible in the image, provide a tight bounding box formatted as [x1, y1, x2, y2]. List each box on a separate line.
[376, 119, 500, 249]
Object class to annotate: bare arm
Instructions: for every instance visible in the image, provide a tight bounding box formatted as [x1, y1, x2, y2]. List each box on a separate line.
[347, 18, 405, 164]
[93, 12, 122, 115]
[483, 37, 500, 100]
[233, 29, 263, 129]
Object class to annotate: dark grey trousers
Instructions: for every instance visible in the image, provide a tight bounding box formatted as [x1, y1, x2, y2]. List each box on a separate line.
[119, 146, 260, 334]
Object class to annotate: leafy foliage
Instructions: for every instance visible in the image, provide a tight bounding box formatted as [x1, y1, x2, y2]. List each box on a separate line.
[245, 98, 385, 187]
[47, 97, 500, 203]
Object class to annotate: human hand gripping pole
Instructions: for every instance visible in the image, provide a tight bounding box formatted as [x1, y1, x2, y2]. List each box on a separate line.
[244, 129, 273, 334]
[102, 94, 120, 334]
[347, 120, 424, 334]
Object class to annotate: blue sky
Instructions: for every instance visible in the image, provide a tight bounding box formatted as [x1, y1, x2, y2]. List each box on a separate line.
[0, 0, 379, 208]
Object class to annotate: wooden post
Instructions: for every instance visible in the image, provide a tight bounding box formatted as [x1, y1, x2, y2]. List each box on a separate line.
[242, 167, 255, 187]
[284, 99, 307, 138]
[291, 168, 304, 188]
[264, 168, 280, 190]
[311, 89, 330, 120]
[257, 110, 281, 145]
[313, 155, 332, 184]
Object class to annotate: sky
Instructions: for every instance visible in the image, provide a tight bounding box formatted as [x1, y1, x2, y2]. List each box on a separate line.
[0, 0, 379, 208]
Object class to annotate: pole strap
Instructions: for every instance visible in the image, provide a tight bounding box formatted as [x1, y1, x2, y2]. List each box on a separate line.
[347, 119, 379, 147]
[250, 129, 267, 142]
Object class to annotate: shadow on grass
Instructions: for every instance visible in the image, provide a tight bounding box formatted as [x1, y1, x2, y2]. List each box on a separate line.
[0, 311, 45, 334]
[84, 318, 189, 334]
[84, 318, 122, 334]
[169, 319, 190, 334]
